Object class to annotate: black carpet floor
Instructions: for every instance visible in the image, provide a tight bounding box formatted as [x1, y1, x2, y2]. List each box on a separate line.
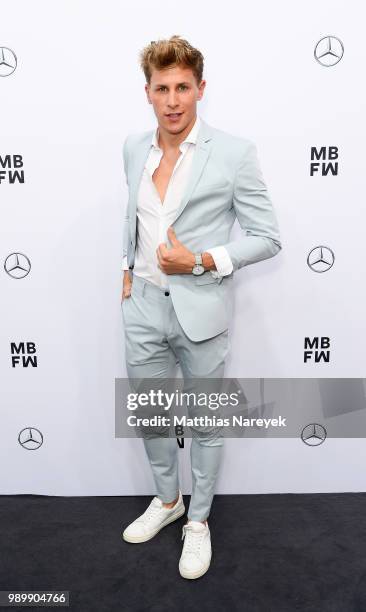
[1, 493, 366, 611]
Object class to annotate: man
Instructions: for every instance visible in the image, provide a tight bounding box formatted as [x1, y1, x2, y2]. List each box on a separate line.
[120, 35, 282, 579]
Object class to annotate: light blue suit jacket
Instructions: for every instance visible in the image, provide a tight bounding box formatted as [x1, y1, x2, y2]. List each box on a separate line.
[122, 118, 282, 342]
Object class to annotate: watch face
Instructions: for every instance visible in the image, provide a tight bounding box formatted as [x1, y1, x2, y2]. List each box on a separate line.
[192, 264, 205, 276]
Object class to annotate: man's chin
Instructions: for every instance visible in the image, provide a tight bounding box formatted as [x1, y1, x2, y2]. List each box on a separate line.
[161, 116, 191, 134]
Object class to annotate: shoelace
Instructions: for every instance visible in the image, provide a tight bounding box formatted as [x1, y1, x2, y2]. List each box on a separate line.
[140, 498, 163, 523]
[181, 524, 205, 556]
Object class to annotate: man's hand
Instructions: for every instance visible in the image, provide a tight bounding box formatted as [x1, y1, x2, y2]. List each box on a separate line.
[156, 227, 195, 274]
[122, 270, 132, 301]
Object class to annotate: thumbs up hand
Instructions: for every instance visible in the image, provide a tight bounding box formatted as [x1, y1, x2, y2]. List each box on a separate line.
[156, 227, 196, 274]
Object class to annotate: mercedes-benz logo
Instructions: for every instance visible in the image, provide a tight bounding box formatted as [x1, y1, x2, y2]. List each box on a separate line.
[307, 246, 335, 273]
[18, 427, 43, 450]
[0, 47, 17, 77]
[4, 253, 31, 278]
[301, 423, 327, 446]
[314, 36, 344, 67]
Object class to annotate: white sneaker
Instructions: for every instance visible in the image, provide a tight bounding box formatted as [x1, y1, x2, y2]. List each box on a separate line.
[179, 520, 212, 579]
[122, 490, 185, 543]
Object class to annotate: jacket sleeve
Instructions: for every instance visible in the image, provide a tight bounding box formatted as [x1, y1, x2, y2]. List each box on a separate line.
[222, 140, 282, 272]
[122, 136, 130, 270]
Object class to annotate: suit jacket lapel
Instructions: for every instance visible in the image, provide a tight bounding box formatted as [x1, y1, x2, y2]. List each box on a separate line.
[171, 118, 214, 225]
[128, 132, 153, 247]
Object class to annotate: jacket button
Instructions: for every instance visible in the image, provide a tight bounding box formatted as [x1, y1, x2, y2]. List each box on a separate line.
[164, 291, 170, 296]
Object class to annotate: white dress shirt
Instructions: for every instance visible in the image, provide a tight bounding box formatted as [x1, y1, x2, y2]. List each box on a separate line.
[123, 114, 233, 288]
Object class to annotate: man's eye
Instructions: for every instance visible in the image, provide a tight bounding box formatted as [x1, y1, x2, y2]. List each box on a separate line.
[179, 85, 188, 90]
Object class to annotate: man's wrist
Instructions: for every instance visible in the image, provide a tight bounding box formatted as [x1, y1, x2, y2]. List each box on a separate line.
[201, 252, 217, 271]
[188, 253, 196, 270]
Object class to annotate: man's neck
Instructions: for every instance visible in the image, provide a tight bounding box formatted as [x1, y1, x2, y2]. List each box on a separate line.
[157, 114, 197, 151]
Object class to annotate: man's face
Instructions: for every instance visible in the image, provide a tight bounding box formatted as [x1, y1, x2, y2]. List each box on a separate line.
[145, 64, 205, 135]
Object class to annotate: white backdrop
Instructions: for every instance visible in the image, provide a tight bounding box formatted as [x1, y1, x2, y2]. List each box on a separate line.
[1, 0, 366, 496]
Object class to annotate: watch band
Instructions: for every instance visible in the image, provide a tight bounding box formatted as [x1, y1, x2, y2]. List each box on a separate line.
[195, 253, 203, 266]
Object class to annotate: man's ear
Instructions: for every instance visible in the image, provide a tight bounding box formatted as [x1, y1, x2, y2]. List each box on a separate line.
[145, 83, 152, 104]
[197, 79, 206, 101]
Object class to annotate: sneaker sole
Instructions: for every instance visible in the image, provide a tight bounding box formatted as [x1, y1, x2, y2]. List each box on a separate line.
[179, 554, 212, 580]
[122, 505, 185, 543]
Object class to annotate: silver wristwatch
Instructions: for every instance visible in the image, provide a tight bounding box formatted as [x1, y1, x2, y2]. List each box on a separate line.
[192, 253, 205, 276]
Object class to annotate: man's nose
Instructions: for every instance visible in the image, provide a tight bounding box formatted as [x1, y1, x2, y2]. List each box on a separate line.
[167, 91, 179, 108]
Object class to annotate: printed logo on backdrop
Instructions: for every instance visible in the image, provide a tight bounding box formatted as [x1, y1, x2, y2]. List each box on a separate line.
[11, 342, 37, 367]
[18, 427, 43, 450]
[304, 337, 330, 363]
[0, 155, 25, 183]
[301, 423, 327, 446]
[307, 246, 335, 273]
[0, 47, 17, 76]
[314, 36, 344, 67]
[310, 146, 338, 176]
[4, 253, 31, 278]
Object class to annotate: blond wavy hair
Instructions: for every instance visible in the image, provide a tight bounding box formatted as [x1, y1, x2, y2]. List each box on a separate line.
[139, 35, 204, 84]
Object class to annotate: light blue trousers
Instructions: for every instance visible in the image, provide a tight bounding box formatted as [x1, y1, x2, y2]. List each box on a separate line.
[122, 273, 229, 522]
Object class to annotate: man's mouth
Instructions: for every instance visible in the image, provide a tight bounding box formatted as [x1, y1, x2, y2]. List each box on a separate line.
[166, 112, 183, 120]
